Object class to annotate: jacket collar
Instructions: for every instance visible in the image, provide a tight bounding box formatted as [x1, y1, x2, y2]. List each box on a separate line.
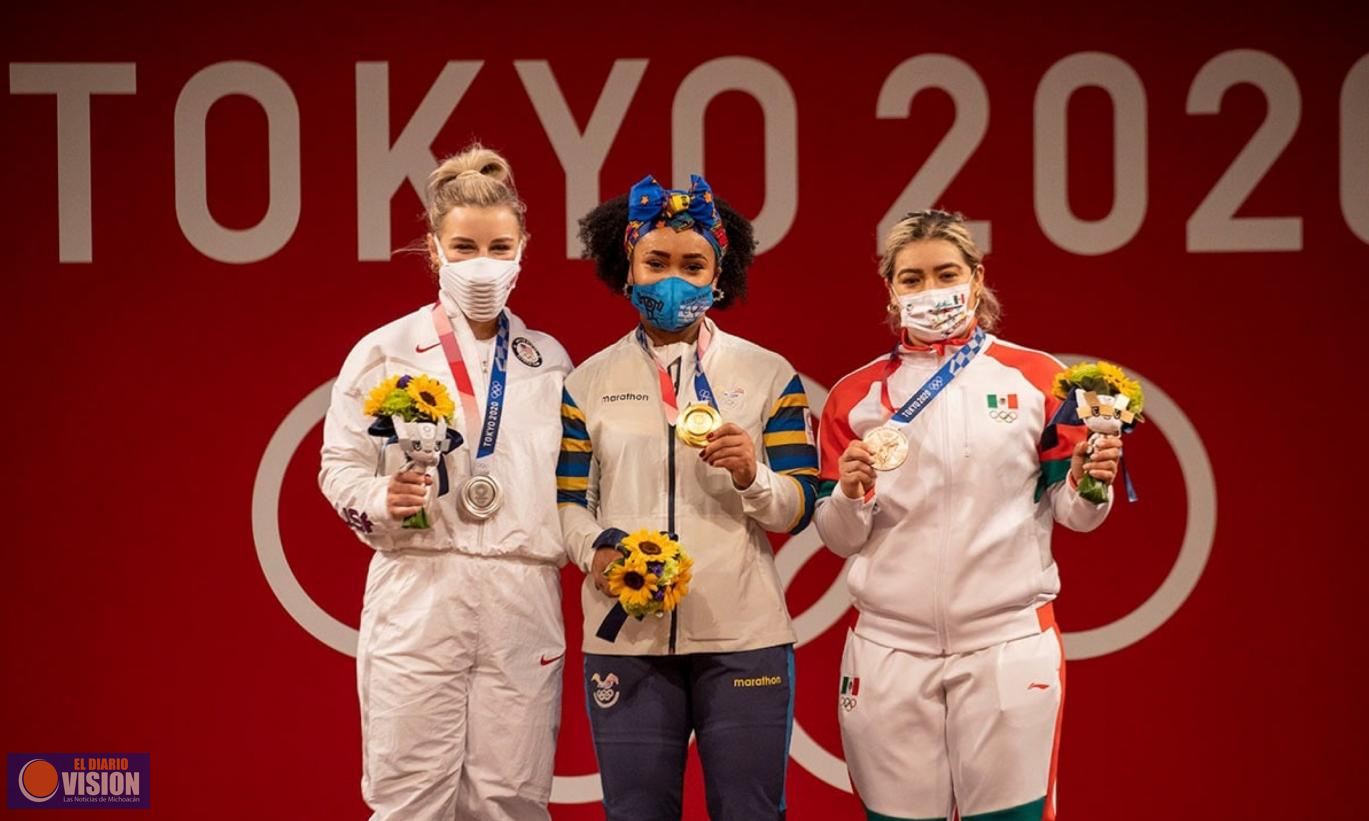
[625, 317, 724, 357]
[897, 320, 979, 359]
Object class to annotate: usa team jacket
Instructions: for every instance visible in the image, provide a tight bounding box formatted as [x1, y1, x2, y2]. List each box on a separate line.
[813, 332, 1112, 656]
[319, 296, 572, 562]
[557, 319, 820, 656]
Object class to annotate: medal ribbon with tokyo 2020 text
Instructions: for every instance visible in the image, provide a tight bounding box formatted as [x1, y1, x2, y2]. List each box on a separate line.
[431, 304, 511, 460]
[878, 325, 987, 427]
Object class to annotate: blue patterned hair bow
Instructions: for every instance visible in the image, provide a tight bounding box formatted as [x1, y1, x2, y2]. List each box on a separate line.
[623, 174, 729, 261]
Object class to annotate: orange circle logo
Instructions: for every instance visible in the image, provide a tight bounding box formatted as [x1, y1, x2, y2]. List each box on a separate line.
[18, 759, 59, 802]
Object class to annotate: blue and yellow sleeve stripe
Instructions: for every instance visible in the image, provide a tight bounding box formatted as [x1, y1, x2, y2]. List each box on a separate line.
[763, 374, 820, 533]
[557, 388, 592, 508]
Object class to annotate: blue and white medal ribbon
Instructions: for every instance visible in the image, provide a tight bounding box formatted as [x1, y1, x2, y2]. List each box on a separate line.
[865, 326, 987, 470]
[432, 305, 512, 519]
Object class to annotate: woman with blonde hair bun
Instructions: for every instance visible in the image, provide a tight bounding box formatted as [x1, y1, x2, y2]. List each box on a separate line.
[319, 143, 572, 820]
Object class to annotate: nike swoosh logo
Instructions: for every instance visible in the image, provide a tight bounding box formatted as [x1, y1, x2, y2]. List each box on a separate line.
[539, 653, 565, 666]
[416, 342, 441, 353]
[1028, 682, 1051, 691]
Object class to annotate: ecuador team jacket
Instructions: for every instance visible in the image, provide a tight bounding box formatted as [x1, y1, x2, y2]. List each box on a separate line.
[557, 319, 820, 656]
[813, 331, 1112, 656]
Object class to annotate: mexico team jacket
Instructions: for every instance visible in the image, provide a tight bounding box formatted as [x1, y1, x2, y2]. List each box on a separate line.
[813, 331, 1112, 655]
[557, 319, 820, 656]
[319, 295, 571, 563]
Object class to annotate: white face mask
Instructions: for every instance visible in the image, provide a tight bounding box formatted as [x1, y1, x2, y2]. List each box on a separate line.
[434, 237, 522, 323]
[896, 281, 974, 341]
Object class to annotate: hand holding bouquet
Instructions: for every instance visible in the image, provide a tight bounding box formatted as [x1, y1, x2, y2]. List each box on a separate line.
[363, 374, 461, 528]
[1051, 361, 1144, 504]
[603, 530, 694, 619]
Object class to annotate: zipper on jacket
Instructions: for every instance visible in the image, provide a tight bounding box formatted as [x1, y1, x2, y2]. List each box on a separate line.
[664, 353, 686, 656]
[960, 383, 972, 460]
[933, 350, 951, 653]
[666, 421, 678, 655]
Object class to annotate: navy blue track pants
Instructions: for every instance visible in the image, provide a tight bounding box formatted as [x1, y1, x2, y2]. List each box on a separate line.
[584, 644, 795, 820]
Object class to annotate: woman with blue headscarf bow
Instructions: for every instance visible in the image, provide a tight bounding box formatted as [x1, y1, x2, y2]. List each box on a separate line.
[556, 174, 820, 819]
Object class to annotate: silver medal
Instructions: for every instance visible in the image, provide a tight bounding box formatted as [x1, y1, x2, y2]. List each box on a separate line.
[458, 474, 503, 520]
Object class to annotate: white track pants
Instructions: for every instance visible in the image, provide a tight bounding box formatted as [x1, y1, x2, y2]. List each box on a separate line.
[839, 606, 1064, 820]
[358, 551, 565, 820]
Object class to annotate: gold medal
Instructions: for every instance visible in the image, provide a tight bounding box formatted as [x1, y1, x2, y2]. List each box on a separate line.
[676, 403, 722, 448]
[863, 425, 909, 471]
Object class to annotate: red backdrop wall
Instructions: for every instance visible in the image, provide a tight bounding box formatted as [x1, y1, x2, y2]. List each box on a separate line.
[4, 1, 1368, 817]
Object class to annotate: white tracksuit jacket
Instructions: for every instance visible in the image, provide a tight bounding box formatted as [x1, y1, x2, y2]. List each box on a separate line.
[318, 295, 571, 820]
[813, 332, 1112, 656]
[556, 319, 820, 656]
[319, 297, 570, 561]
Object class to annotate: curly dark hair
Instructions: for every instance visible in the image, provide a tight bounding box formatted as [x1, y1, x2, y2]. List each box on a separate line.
[577, 194, 756, 309]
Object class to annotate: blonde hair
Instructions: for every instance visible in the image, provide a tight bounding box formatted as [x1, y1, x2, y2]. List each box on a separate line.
[425, 143, 528, 238]
[879, 209, 1002, 332]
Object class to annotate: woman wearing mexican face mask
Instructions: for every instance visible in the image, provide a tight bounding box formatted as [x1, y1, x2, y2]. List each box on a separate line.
[556, 175, 820, 820]
[814, 210, 1123, 821]
[319, 144, 572, 820]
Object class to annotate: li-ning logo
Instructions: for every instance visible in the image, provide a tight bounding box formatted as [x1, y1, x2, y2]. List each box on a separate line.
[839, 675, 860, 711]
[590, 673, 620, 708]
[602, 392, 650, 403]
[987, 393, 1019, 423]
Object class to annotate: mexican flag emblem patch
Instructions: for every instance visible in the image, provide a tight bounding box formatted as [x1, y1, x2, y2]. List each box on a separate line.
[840, 676, 860, 711]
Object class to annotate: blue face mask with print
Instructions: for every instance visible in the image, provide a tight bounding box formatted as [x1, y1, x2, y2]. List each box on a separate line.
[629, 277, 714, 333]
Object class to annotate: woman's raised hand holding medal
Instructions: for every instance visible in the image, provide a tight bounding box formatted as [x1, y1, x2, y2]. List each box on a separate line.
[676, 403, 722, 447]
[839, 440, 877, 499]
[698, 421, 758, 489]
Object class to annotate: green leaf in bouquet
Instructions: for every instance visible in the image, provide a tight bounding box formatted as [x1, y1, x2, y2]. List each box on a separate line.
[1077, 474, 1109, 505]
[380, 389, 416, 418]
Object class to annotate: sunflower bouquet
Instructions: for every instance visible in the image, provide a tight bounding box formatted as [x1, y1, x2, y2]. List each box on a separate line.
[363, 374, 461, 529]
[603, 530, 694, 620]
[1051, 361, 1144, 504]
